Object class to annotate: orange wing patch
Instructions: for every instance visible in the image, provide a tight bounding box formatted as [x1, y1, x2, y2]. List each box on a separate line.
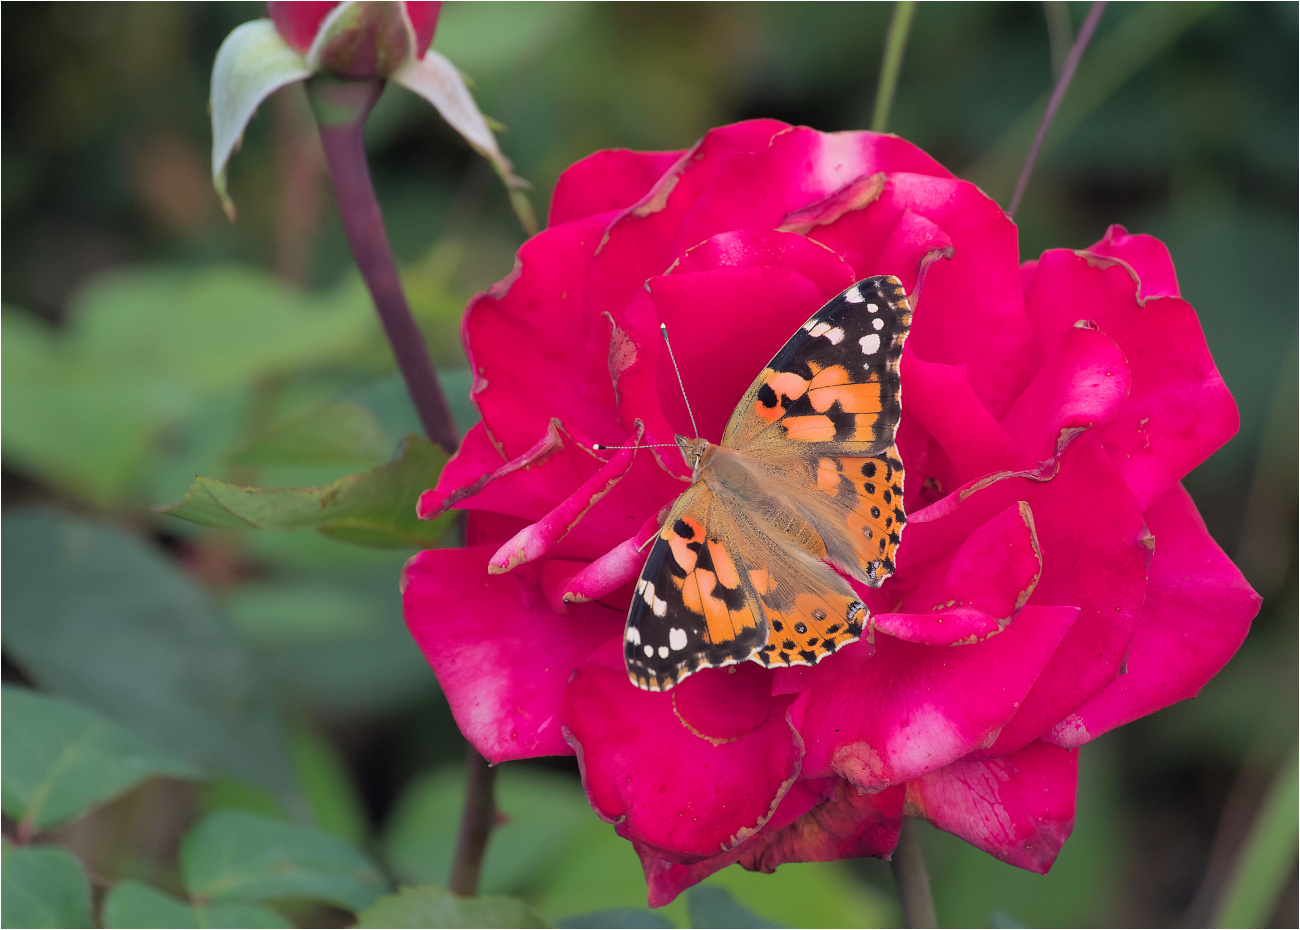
[754, 589, 867, 668]
[626, 485, 766, 691]
[819, 448, 906, 582]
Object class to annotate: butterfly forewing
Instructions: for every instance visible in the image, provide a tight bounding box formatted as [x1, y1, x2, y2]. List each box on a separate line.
[722, 276, 911, 456]
[625, 482, 766, 691]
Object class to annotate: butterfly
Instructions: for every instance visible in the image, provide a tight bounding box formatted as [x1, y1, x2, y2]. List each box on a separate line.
[624, 275, 913, 691]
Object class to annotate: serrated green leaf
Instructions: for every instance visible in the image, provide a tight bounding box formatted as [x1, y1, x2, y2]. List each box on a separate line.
[159, 434, 452, 547]
[181, 810, 387, 912]
[1, 509, 299, 810]
[103, 880, 293, 929]
[1, 845, 92, 928]
[227, 402, 394, 466]
[1, 686, 199, 833]
[354, 885, 547, 929]
[686, 887, 783, 929]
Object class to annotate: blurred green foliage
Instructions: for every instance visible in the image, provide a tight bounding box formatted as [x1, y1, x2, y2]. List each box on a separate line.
[2, 2, 1295, 928]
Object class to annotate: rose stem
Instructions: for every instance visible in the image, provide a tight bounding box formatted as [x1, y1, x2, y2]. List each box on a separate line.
[869, 1, 918, 133]
[1007, 1, 1108, 218]
[305, 75, 458, 454]
[306, 75, 499, 894]
[448, 744, 499, 896]
[891, 820, 938, 928]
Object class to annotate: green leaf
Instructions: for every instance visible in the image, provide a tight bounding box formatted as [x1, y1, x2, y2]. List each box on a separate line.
[159, 434, 452, 548]
[384, 765, 591, 894]
[210, 20, 312, 219]
[1213, 746, 1300, 928]
[686, 887, 783, 929]
[227, 402, 394, 466]
[103, 880, 294, 929]
[70, 267, 371, 392]
[558, 909, 674, 928]
[1, 508, 299, 811]
[181, 810, 387, 912]
[2, 307, 197, 505]
[3, 269, 373, 506]
[290, 726, 369, 846]
[227, 582, 387, 642]
[1, 845, 92, 928]
[1, 685, 199, 833]
[354, 885, 547, 929]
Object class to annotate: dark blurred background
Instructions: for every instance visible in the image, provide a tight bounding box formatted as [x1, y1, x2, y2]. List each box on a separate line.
[3, 3, 1296, 926]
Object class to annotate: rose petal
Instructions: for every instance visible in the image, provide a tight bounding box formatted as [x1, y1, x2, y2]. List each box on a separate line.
[738, 780, 905, 872]
[907, 740, 1077, 873]
[613, 232, 857, 446]
[488, 427, 642, 573]
[998, 322, 1132, 466]
[974, 436, 1150, 753]
[422, 419, 602, 522]
[679, 128, 952, 248]
[1024, 249, 1239, 510]
[418, 421, 506, 518]
[1087, 224, 1179, 299]
[843, 173, 1040, 419]
[874, 502, 1043, 645]
[560, 513, 663, 604]
[899, 357, 1019, 499]
[870, 608, 1005, 646]
[1048, 483, 1261, 747]
[403, 546, 622, 762]
[550, 148, 687, 228]
[796, 604, 1079, 790]
[583, 120, 793, 328]
[466, 212, 628, 458]
[563, 662, 802, 861]
[636, 778, 839, 906]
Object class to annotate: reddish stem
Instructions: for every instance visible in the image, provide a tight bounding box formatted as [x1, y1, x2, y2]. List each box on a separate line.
[305, 75, 458, 453]
[1008, 1, 1108, 218]
[449, 744, 497, 896]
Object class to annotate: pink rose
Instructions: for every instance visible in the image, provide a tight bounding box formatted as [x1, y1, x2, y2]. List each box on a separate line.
[402, 120, 1260, 903]
[267, 0, 441, 77]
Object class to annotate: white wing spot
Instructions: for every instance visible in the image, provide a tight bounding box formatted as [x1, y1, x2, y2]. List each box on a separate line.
[626, 626, 641, 645]
[866, 303, 880, 313]
[652, 597, 668, 617]
[824, 326, 845, 344]
[644, 644, 654, 657]
[860, 333, 882, 355]
[872, 317, 884, 331]
[669, 627, 688, 651]
[844, 288, 865, 304]
[658, 646, 670, 659]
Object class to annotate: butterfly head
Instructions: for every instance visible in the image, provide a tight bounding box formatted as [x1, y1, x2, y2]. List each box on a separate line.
[674, 434, 711, 479]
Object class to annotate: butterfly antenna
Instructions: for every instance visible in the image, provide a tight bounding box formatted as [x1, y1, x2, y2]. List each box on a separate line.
[659, 322, 701, 440]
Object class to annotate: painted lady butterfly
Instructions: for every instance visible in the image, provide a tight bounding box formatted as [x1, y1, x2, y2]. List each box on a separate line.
[625, 275, 913, 691]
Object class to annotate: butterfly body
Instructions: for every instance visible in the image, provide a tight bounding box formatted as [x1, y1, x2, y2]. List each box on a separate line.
[625, 276, 913, 691]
